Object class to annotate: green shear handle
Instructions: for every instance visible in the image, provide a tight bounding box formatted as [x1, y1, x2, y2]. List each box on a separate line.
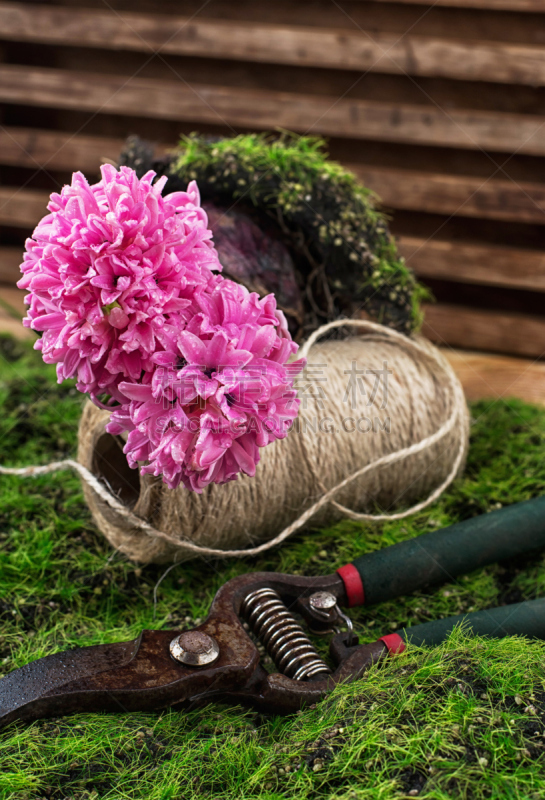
[338, 496, 545, 607]
[396, 598, 545, 648]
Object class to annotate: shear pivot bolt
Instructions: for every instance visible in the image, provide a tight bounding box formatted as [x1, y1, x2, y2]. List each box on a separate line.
[309, 591, 337, 611]
[169, 631, 220, 666]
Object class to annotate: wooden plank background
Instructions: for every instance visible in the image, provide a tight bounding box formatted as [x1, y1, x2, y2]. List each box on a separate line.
[0, 0, 544, 381]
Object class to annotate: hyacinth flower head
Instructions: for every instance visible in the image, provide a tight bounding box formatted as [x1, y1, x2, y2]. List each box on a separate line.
[19, 166, 305, 491]
[106, 275, 305, 492]
[18, 164, 222, 403]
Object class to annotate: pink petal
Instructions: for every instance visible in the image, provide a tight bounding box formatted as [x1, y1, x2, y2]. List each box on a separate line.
[178, 331, 207, 365]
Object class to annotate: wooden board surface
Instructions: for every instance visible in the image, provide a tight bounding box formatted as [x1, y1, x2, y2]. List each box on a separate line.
[0, 187, 48, 229]
[352, 165, 545, 224]
[443, 349, 545, 406]
[2, 129, 543, 227]
[0, 2, 544, 86]
[398, 238, 545, 293]
[1, 65, 545, 155]
[0, 0, 543, 366]
[0, 127, 125, 173]
[423, 303, 545, 359]
[0, 285, 31, 339]
[2, 168, 544, 236]
[0, 248, 24, 285]
[0, 286, 26, 316]
[371, 0, 545, 10]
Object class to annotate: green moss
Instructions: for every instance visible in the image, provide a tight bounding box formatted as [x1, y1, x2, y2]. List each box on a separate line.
[122, 132, 427, 334]
[2, 337, 545, 798]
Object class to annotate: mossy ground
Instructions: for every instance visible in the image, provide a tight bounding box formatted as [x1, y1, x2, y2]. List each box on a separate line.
[1, 334, 545, 799]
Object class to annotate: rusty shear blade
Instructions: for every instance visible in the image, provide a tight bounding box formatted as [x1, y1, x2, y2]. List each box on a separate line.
[0, 569, 387, 727]
[0, 628, 257, 728]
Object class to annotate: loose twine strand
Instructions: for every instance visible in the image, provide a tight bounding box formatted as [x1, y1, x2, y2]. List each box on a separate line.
[0, 320, 467, 558]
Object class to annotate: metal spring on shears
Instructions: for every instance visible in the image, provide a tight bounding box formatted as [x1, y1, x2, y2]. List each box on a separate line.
[241, 587, 331, 681]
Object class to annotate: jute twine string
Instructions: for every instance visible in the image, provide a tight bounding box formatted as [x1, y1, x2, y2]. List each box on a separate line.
[0, 320, 468, 562]
[297, 320, 467, 522]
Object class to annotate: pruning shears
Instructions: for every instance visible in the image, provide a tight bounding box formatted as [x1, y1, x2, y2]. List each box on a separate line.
[2, 497, 545, 729]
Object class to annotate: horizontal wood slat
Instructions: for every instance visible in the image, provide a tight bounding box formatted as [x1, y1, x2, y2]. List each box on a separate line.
[1, 65, 545, 155]
[399, 237, 545, 292]
[0, 285, 30, 339]
[423, 303, 545, 358]
[0, 2, 543, 364]
[2, 129, 543, 227]
[352, 165, 545, 224]
[443, 349, 545, 406]
[0, 285, 26, 316]
[0, 187, 48, 228]
[0, 247, 23, 285]
[371, 0, 544, 10]
[0, 127, 125, 173]
[0, 3, 543, 86]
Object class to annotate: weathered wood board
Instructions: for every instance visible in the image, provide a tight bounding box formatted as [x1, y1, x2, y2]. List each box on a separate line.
[0, 0, 543, 369]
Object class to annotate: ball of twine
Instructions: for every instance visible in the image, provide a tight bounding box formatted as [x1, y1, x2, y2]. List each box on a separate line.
[0, 321, 468, 562]
[69, 320, 468, 563]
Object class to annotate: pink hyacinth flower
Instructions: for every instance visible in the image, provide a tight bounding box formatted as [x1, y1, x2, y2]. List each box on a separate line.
[18, 165, 222, 404]
[106, 277, 305, 492]
[19, 165, 304, 491]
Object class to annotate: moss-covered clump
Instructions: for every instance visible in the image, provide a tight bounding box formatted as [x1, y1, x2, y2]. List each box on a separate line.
[120, 132, 425, 335]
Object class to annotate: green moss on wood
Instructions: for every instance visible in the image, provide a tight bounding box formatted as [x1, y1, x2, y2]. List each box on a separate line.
[121, 132, 427, 334]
